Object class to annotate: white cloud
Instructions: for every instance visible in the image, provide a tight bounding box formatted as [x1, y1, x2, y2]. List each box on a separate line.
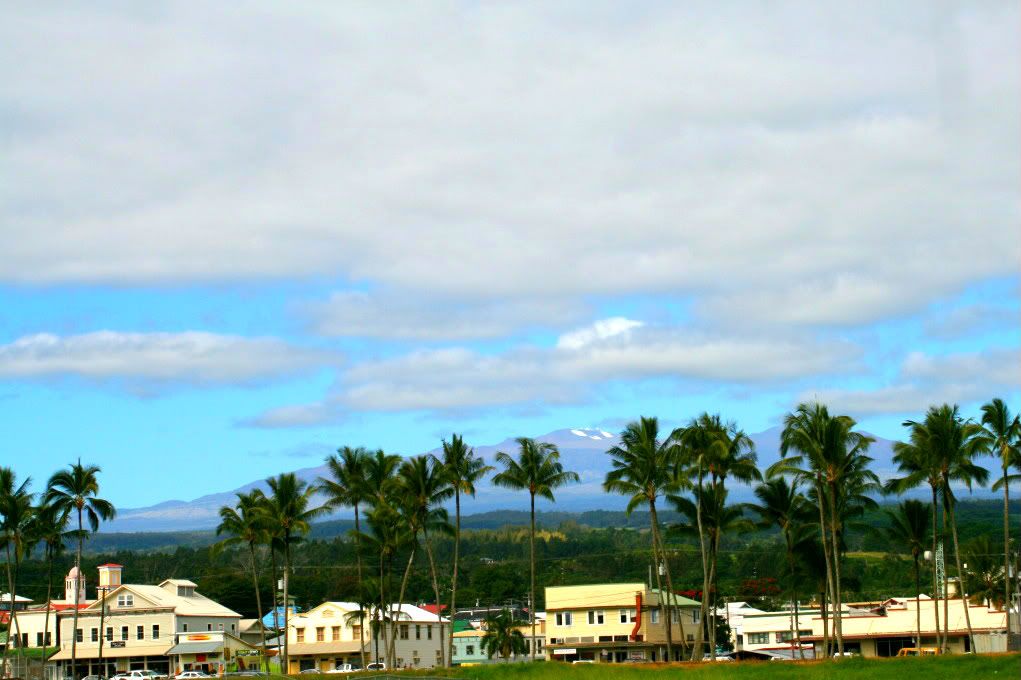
[557, 317, 644, 350]
[802, 347, 1020, 415]
[0, 3, 1017, 328]
[306, 290, 584, 340]
[248, 326, 859, 420]
[0, 331, 333, 387]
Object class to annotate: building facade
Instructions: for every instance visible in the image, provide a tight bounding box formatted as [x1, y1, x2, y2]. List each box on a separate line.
[544, 583, 700, 663]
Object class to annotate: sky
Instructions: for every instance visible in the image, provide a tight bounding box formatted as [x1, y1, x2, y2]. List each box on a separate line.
[1, 1, 1018, 509]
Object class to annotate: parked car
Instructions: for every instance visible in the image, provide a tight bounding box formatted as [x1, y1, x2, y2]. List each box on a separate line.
[571, 660, 595, 664]
[325, 665, 358, 674]
[364, 662, 386, 672]
[82, 674, 107, 680]
[175, 672, 211, 680]
[896, 647, 940, 657]
[112, 671, 167, 680]
[298, 670, 322, 675]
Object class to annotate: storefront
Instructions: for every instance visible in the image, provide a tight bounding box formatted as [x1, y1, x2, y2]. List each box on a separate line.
[167, 632, 258, 676]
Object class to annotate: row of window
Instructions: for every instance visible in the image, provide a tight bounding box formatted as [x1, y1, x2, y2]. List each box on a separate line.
[459, 639, 543, 656]
[555, 608, 696, 627]
[295, 623, 439, 644]
[74, 621, 236, 643]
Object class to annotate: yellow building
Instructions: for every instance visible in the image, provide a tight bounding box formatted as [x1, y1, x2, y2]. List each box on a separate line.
[544, 583, 700, 663]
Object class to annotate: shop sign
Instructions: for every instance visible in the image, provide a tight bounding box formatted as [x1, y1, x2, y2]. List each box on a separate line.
[552, 648, 576, 655]
[111, 641, 126, 648]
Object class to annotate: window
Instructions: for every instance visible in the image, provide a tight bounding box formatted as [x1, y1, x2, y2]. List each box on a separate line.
[120, 626, 128, 641]
[415, 625, 421, 640]
[687, 634, 694, 642]
[316, 627, 325, 642]
[75, 629, 83, 643]
[747, 633, 769, 645]
[182, 624, 189, 632]
[776, 630, 811, 643]
[426, 625, 432, 640]
[296, 629, 305, 643]
[331, 626, 340, 641]
[692, 608, 700, 623]
[535, 639, 543, 652]
[152, 625, 160, 640]
[91, 628, 99, 642]
[618, 609, 636, 624]
[400, 625, 409, 640]
[136, 625, 144, 640]
[587, 610, 604, 625]
[466, 645, 475, 656]
[106, 627, 113, 641]
[555, 612, 573, 627]
[671, 608, 678, 623]
[207, 624, 213, 631]
[352, 625, 362, 640]
[117, 594, 134, 607]
[651, 609, 659, 624]
[36, 632, 44, 647]
[231, 623, 235, 633]
[218, 623, 224, 631]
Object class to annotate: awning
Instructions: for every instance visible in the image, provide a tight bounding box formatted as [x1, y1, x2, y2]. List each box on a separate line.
[166, 641, 224, 655]
[50, 644, 171, 661]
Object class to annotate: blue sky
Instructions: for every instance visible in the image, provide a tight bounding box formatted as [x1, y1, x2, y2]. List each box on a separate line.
[1, 2, 1018, 509]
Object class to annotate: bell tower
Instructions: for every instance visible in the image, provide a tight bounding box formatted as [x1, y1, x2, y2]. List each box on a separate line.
[65, 566, 86, 603]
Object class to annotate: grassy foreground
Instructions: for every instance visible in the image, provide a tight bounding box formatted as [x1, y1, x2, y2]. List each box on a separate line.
[331, 654, 1021, 679]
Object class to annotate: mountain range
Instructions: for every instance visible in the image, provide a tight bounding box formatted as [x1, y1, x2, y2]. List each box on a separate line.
[103, 425, 923, 533]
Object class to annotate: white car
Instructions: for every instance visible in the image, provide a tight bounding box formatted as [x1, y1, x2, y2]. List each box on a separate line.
[364, 663, 386, 672]
[325, 665, 358, 674]
[175, 673, 211, 680]
[112, 671, 167, 680]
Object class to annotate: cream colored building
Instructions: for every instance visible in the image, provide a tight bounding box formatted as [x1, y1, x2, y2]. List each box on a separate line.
[544, 583, 701, 663]
[4, 566, 93, 652]
[803, 596, 1007, 657]
[284, 601, 448, 672]
[49, 565, 244, 678]
[734, 607, 818, 659]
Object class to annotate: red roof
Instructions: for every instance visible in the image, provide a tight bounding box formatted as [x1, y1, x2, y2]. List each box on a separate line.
[51, 603, 89, 611]
[420, 604, 448, 615]
[98, 563, 123, 568]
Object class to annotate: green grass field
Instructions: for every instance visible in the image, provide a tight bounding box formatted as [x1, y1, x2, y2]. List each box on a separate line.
[308, 654, 1020, 680]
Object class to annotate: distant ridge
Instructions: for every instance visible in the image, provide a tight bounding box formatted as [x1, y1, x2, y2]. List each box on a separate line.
[104, 425, 918, 533]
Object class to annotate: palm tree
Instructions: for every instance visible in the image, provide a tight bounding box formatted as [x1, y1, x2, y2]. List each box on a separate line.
[748, 478, 813, 659]
[772, 402, 875, 656]
[357, 450, 401, 667]
[669, 484, 753, 659]
[906, 404, 988, 652]
[396, 456, 452, 665]
[480, 609, 527, 662]
[492, 438, 579, 661]
[28, 501, 68, 658]
[887, 428, 947, 650]
[45, 461, 115, 675]
[604, 417, 683, 661]
[260, 473, 327, 673]
[963, 536, 1005, 608]
[216, 490, 271, 672]
[884, 500, 931, 647]
[433, 434, 492, 666]
[980, 397, 1020, 634]
[1, 468, 34, 668]
[320, 446, 371, 669]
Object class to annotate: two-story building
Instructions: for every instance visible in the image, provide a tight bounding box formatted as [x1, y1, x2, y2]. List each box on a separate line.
[450, 618, 544, 665]
[544, 583, 700, 663]
[49, 565, 251, 678]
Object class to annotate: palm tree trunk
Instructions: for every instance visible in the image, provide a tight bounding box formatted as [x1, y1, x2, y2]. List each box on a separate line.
[352, 503, 366, 670]
[422, 529, 444, 666]
[447, 491, 461, 668]
[690, 467, 708, 662]
[44, 548, 54, 658]
[646, 501, 672, 662]
[377, 555, 386, 667]
[820, 588, 828, 657]
[529, 492, 536, 662]
[282, 539, 291, 675]
[97, 581, 106, 677]
[942, 504, 950, 652]
[913, 553, 921, 647]
[814, 480, 834, 657]
[388, 544, 417, 666]
[1003, 461, 1011, 640]
[786, 531, 803, 660]
[71, 507, 83, 677]
[930, 485, 941, 651]
[1, 544, 10, 674]
[946, 495, 975, 651]
[826, 482, 844, 655]
[249, 542, 269, 673]
[651, 501, 685, 656]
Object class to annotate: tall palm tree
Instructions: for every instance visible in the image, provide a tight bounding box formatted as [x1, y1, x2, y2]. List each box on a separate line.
[604, 417, 683, 661]
[905, 404, 988, 652]
[748, 478, 813, 659]
[884, 500, 931, 647]
[492, 438, 579, 661]
[28, 501, 68, 657]
[963, 536, 1006, 608]
[45, 461, 115, 675]
[771, 402, 875, 656]
[260, 473, 327, 673]
[357, 450, 401, 667]
[980, 397, 1020, 634]
[433, 434, 492, 666]
[396, 456, 452, 665]
[320, 446, 371, 669]
[216, 490, 271, 672]
[887, 428, 947, 650]
[480, 609, 527, 662]
[1, 468, 34, 668]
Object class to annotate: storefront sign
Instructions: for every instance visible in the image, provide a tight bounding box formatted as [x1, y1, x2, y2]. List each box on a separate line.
[552, 648, 577, 655]
[111, 641, 126, 648]
[187, 635, 212, 641]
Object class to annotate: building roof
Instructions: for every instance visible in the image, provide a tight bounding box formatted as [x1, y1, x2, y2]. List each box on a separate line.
[0, 593, 32, 603]
[420, 604, 448, 615]
[77, 582, 240, 618]
[50, 644, 171, 661]
[453, 630, 481, 638]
